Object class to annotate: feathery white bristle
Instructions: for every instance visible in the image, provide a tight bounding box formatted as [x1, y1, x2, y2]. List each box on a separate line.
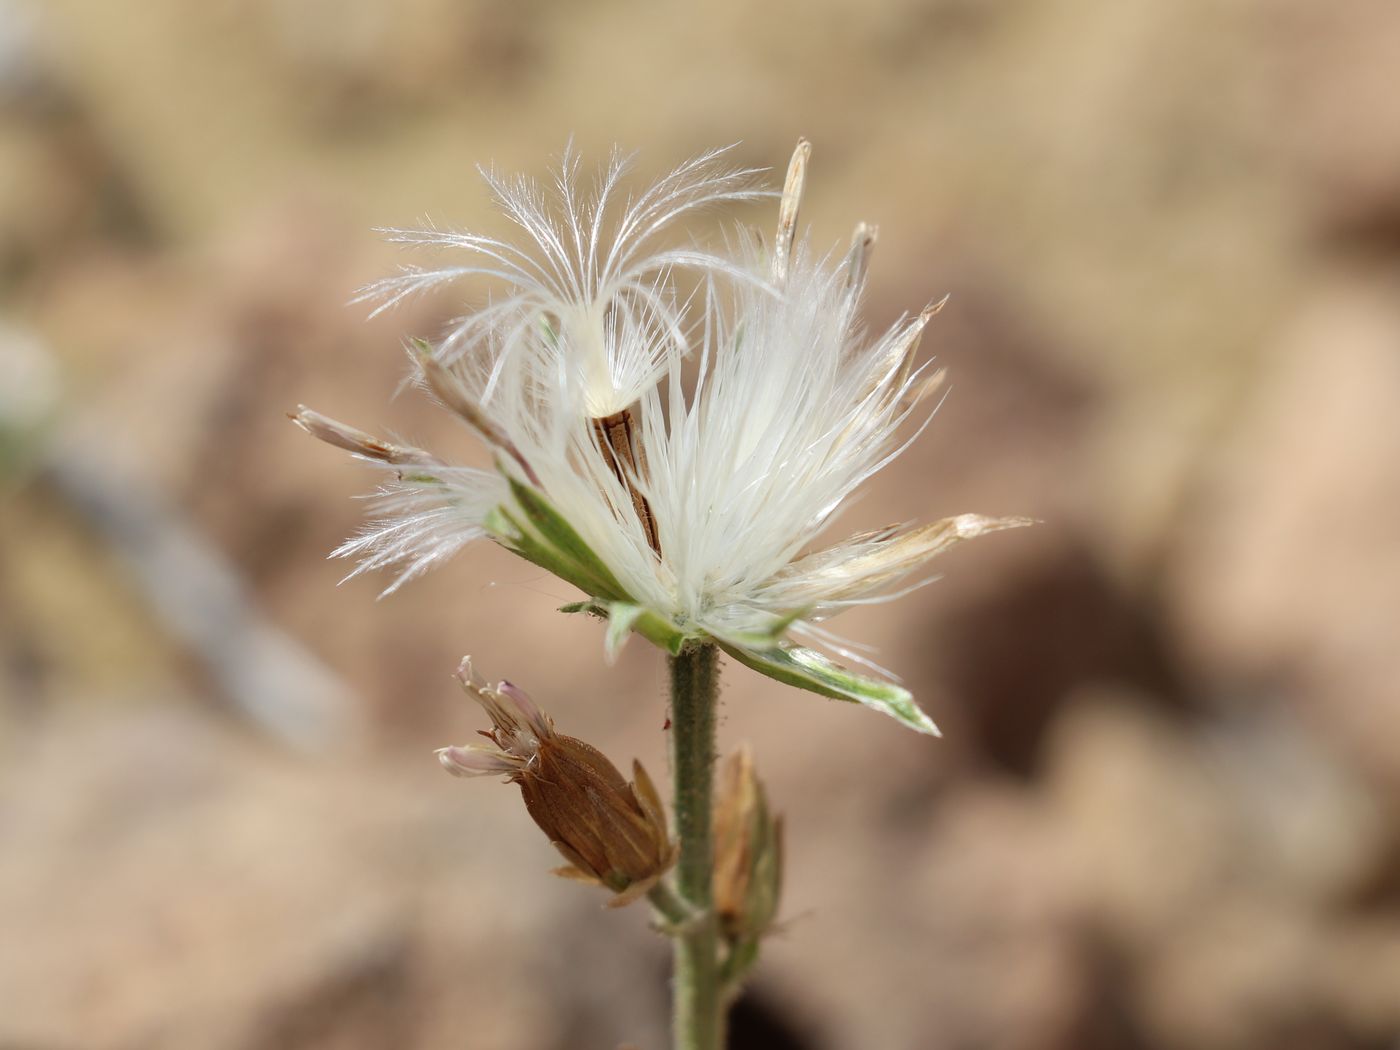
[356, 144, 770, 419]
[312, 142, 1023, 669]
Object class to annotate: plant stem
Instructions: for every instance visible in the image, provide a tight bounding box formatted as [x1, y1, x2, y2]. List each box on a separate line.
[647, 881, 694, 928]
[668, 643, 722, 1050]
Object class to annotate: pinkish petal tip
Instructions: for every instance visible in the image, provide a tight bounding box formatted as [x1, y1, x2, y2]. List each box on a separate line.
[437, 744, 517, 777]
[497, 680, 552, 738]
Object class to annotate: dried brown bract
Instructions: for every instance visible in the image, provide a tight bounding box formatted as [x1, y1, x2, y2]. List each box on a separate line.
[712, 744, 783, 943]
[438, 658, 676, 907]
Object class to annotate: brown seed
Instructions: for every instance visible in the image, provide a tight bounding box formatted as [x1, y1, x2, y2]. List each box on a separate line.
[591, 408, 661, 555]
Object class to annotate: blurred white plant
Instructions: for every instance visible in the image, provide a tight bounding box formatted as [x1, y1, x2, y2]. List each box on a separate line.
[295, 140, 1029, 733]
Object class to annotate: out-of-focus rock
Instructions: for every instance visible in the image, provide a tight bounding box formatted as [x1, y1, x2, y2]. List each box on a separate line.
[924, 528, 1180, 778]
[1319, 920, 1400, 1042]
[1044, 692, 1396, 1049]
[1201, 712, 1388, 907]
[1044, 693, 1234, 948]
[1046, 689, 1390, 923]
[766, 781, 1086, 1050]
[1167, 273, 1400, 788]
[900, 785, 1087, 1050]
[231, 0, 542, 122]
[0, 707, 669, 1050]
[0, 320, 60, 446]
[1268, 0, 1400, 239]
[1142, 904, 1400, 1050]
[1138, 901, 1322, 1050]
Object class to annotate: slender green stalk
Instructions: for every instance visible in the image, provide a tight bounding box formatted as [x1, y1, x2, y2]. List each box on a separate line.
[668, 643, 723, 1050]
[647, 881, 695, 929]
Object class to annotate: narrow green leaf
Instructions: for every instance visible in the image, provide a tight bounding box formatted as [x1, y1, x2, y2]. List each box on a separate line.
[505, 477, 629, 601]
[482, 504, 519, 543]
[485, 505, 616, 600]
[708, 606, 813, 650]
[716, 641, 941, 736]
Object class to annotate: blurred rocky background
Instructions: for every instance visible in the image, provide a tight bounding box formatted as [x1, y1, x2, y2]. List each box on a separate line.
[1, 0, 1398, 1047]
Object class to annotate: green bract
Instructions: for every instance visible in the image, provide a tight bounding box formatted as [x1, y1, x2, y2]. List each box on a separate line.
[495, 477, 941, 735]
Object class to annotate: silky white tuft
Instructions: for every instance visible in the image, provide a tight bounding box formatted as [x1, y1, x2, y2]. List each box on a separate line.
[297, 139, 1030, 731]
[355, 143, 770, 418]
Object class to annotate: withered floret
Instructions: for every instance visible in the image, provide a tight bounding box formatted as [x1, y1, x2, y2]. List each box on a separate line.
[712, 743, 783, 942]
[438, 658, 676, 907]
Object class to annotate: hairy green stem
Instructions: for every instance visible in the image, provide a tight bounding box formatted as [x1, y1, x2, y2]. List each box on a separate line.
[669, 643, 723, 1050]
[647, 881, 694, 929]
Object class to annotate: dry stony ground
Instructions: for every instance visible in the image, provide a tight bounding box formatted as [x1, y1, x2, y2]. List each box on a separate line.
[2, 1, 1399, 1048]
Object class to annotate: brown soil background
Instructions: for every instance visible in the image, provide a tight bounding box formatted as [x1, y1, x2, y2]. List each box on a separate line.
[1, 1, 1398, 1048]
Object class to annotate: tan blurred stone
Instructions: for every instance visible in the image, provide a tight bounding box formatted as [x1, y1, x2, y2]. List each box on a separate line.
[1137, 900, 1321, 1050]
[1044, 693, 1233, 948]
[1268, 0, 1400, 236]
[1142, 906, 1400, 1050]
[1320, 919, 1400, 1041]
[764, 780, 1086, 1050]
[1044, 691, 1396, 1048]
[902, 784, 1088, 1050]
[1167, 272, 1400, 785]
[0, 707, 667, 1050]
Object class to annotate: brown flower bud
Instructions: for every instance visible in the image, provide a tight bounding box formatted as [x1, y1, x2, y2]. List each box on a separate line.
[437, 658, 676, 908]
[712, 743, 783, 942]
[289, 406, 439, 467]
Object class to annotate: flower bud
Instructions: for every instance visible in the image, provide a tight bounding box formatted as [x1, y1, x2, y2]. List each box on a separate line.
[437, 657, 676, 907]
[712, 743, 783, 942]
[289, 406, 438, 467]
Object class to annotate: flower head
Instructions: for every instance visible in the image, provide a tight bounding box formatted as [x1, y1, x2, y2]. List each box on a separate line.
[296, 139, 1030, 734]
[439, 658, 675, 907]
